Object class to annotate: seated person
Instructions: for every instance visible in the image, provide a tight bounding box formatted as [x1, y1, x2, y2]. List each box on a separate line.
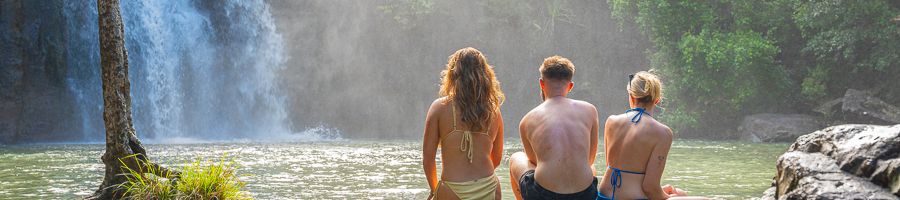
[509, 56, 600, 200]
[600, 71, 704, 200]
[422, 47, 506, 200]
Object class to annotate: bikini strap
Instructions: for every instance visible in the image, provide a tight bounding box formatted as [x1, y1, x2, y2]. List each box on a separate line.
[606, 166, 646, 200]
[451, 104, 458, 130]
[607, 166, 623, 200]
[625, 107, 651, 124]
[452, 104, 475, 163]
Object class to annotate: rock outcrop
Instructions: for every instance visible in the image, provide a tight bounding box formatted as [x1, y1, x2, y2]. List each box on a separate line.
[761, 124, 900, 199]
[0, 0, 82, 144]
[816, 89, 900, 125]
[739, 114, 823, 143]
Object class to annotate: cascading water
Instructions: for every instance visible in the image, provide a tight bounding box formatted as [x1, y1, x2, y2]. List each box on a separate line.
[63, 0, 313, 142]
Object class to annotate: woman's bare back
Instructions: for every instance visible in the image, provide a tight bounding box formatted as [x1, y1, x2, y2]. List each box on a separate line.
[433, 99, 502, 182]
[600, 111, 673, 199]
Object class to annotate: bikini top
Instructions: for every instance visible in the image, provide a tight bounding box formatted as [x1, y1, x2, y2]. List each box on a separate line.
[440, 104, 490, 163]
[625, 107, 651, 124]
[600, 108, 652, 199]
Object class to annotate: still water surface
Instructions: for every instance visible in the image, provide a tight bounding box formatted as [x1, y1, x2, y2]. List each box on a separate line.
[0, 140, 788, 199]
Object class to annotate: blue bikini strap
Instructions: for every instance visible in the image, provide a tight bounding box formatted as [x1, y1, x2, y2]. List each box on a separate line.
[625, 107, 650, 124]
[606, 166, 645, 200]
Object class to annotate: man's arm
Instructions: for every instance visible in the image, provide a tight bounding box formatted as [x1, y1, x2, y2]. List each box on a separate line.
[519, 113, 537, 165]
[588, 105, 600, 175]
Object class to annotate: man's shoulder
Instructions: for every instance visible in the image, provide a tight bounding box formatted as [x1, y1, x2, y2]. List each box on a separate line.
[568, 99, 597, 110]
[566, 99, 598, 118]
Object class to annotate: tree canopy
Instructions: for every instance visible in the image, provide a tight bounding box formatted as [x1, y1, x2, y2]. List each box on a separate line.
[609, 0, 900, 138]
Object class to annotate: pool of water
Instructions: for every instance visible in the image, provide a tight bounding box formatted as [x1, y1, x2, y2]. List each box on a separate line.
[0, 139, 788, 199]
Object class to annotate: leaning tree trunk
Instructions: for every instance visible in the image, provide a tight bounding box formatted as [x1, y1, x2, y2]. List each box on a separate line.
[88, 0, 176, 199]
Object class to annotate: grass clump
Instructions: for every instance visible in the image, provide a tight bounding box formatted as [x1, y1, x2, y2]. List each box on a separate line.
[120, 155, 250, 200]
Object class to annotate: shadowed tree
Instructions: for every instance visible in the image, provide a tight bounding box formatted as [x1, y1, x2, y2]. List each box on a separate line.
[87, 0, 177, 199]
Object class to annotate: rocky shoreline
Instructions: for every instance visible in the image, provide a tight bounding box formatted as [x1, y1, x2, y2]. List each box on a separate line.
[760, 124, 899, 199]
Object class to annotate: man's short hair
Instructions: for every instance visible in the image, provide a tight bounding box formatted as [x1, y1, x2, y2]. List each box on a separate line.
[540, 56, 575, 81]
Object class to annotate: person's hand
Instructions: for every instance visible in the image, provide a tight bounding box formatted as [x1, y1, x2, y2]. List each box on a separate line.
[662, 184, 688, 196]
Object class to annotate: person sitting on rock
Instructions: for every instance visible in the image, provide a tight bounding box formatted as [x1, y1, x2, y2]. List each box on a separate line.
[422, 47, 506, 200]
[509, 55, 601, 200]
[600, 71, 706, 200]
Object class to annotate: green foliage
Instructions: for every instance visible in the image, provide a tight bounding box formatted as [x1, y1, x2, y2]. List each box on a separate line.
[610, 0, 900, 136]
[794, 0, 900, 72]
[678, 30, 785, 109]
[793, 0, 900, 101]
[121, 155, 250, 200]
[801, 65, 828, 101]
[120, 156, 177, 200]
[175, 158, 248, 200]
[610, 0, 793, 136]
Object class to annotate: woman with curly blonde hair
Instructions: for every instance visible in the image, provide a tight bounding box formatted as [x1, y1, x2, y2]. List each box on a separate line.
[423, 47, 505, 200]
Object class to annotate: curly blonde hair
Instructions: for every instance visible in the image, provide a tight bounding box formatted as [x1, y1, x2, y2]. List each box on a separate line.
[440, 47, 505, 132]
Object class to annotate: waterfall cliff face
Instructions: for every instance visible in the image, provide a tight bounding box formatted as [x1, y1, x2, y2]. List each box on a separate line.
[3, 0, 652, 143]
[121, 0, 290, 141]
[1, 0, 292, 143]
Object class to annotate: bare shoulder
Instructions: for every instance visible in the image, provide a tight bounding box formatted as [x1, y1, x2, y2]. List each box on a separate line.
[571, 99, 597, 110]
[651, 122, 674, 142]
[570, 99, 599, 117]
[520, 106, 538, 127]
[605, 113, 629, 126]
[428, 97, 449, 114]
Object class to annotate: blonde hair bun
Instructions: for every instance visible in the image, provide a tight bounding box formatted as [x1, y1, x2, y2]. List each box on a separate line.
[628, 71, 663, 103]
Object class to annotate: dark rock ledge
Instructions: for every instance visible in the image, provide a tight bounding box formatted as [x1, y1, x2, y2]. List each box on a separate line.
[760, 124, 899, 200]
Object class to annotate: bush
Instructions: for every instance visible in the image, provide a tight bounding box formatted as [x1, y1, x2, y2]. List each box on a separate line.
[608, 0, 899, 137]
[120, 155, 250, 200]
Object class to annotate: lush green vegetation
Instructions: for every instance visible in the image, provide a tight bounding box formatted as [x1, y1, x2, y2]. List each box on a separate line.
[121, 155, 250, 200]
[609, 0, 900, 138]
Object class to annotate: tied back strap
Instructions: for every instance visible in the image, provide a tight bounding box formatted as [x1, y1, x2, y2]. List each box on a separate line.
[625, 107, 650, 124]
[451, 105, 476, 163]
[607, 166, 645, 200]
[460, 130, 474, 163]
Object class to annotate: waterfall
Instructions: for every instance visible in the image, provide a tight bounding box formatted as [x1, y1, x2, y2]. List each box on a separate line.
[64, 0, 296, 142]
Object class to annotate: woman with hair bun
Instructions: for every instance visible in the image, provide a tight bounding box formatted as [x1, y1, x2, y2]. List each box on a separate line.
[599, 71, 706, 200]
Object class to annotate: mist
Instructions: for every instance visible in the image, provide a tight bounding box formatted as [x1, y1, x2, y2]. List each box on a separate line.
[269, 0, 649, 138]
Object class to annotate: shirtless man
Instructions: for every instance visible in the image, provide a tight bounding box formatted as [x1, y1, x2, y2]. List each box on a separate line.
[509, 56, 600, 200]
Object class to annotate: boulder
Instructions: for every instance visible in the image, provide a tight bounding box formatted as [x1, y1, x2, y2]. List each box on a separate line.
[739, 114, 823, 143]
[816, 89, 900, 125]
[757, 186, 776, 200]
[763, 124, 900, 199]
[842, 89, 900, 124]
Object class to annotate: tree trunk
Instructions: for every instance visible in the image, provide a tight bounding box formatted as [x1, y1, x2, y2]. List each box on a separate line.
[88, 0, 176, 199]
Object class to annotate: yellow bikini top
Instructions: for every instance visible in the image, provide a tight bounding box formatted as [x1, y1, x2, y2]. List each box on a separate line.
[441, 104, 490, 163]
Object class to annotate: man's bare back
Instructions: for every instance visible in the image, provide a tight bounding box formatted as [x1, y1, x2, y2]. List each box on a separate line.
[509, 55, 600, 200]
[520, 97, 599, 193]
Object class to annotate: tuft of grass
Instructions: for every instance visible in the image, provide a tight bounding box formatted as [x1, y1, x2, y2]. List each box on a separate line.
[175, 157, 249, 200]
[120, 155, 177, 200]
[120, 155, 250, 200]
